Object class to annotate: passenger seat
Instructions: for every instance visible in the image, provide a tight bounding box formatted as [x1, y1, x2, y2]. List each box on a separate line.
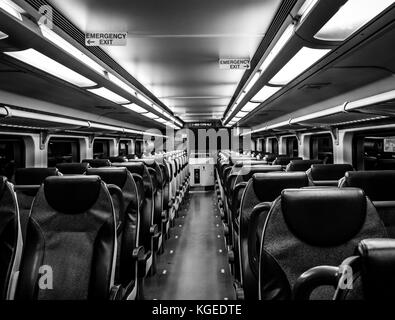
[306, 164, 353, 186]
[14, 176, 119, 300]
[56, 163, 89, 175]
[339, 170, 395, 237]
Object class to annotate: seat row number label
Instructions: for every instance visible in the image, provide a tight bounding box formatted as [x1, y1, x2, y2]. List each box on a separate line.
[85, 32, 128, 46]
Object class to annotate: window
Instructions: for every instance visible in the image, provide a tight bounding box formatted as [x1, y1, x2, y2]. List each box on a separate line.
[0, 136, 25, 180]
[269, 138, 279, 154]
[353, 132, 395, 170]
[310, 134, 333, 164]
[286, 136, 299, 157]
[119, 140, 129, 156]
[135, 140, 143, 157]
[48, 138, 80, 167]
[93, 139, 110, 159]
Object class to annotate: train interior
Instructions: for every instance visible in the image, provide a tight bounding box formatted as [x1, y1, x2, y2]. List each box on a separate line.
[0, 0, 395, 302]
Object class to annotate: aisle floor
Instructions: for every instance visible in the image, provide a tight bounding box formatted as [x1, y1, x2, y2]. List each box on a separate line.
[144, 190, 235, 300]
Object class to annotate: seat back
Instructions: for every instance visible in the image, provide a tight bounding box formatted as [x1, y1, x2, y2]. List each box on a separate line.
[14, 168, 60, 243]
[0, 176, 22, 299]
[82, 159, 111, 168]
[239, 172, 309, 300]
[307, 164, 353, 186]
[272, 157, 302, 167]
[56, 163, 89, 175]
[259, 188, 387, 300]
[340, 170, 395, 237]
[112, 162, 153, 253]
[109, 156, 128, 163]
[285, 160, 323, 172]
[334, 239, 395, 300]
[15, 176, 116, 300]
[86, 167, 139, 290]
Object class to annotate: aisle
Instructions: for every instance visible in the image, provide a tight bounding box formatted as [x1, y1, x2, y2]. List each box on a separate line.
[144, 190, 235, 300]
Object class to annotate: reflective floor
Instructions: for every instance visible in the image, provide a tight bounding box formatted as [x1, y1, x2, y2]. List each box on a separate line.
[145, 190, 235, 300]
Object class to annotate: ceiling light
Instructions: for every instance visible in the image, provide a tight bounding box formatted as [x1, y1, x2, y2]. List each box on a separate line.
[40, 25, 106, 76]
[123, 103, 147, 114]
[315, 0, 395, 41]
[155, 118, 168, 124]
[137, 94, 153, 107]
[107, 73, 137, 95]
[143, 112, 159, 120]
[87, 87, 130, 104]
[297, 0, 319, 24]
[259, 24, 295, 75]
[251, 86, 282, 103]
[236, 111, 248, 118]
[0, 30, 8, 40]
[0, 0, 23, 21]
[270, 47, 331, 85]
[244, 71, 262, 93]
[241, 102, 261, 112]
[5, 49, 97, 87]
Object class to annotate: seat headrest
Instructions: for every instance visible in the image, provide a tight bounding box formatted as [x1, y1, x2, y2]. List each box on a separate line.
[252, 172, 309, 202]
[109, 156, 128, 163]
[273, 157, 302, 166]
[239, 165, 283, 176]
[310, 164, 354, 181]
[15, 168, 59, 185]
[81, 159, 111, 168]
[0, 176, 7, 195]
[112, 162, 145, 176]
[281, 188, 367, 247]
[56, 163, 89, 175]
[44, 176, 103, 214]
[234, 161, 269, 168]
[286, 160, 323, 172]
[342, 171, 395, 201]
[86, 167, 128, 189]
[357, 239, 395, 299]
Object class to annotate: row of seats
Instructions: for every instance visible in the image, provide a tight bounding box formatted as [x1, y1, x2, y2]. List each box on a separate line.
[0, 150, 190, 299]
[215, 151, 395, 300]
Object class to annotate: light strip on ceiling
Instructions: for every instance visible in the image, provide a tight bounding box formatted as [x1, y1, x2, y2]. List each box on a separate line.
[315, 0, 395, 42]
[143, 112, 160, 120]
[297, 0, 319, 24]
[0, 0, 23, 21]
[0, 30, 8, 40]
[270, 47, 331, 85]
[87, 87, 130, 104]
[123, 103, 147, 114]
[251, 86, 282, 103]
[40, 25, 106, 76]
[4, 49, 97, 88]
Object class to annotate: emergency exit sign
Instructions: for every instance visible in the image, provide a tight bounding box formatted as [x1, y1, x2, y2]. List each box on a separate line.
[85, 32, 128, 46]
[219, 58, 250, 70]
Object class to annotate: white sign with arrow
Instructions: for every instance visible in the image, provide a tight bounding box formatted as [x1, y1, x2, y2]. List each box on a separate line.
[85, 32, 128, 47]
[219, 58, 251, 70]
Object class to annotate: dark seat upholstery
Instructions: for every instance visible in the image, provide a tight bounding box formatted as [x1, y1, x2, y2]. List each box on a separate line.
[259, 188, 387, 300]
[306, 164, 354, 186]
[0, 176, 22, 299]
[86, 167, 140, 299]
[285, 160, 323, 172]
[109, 156, 128, 163]
[82, 159, 111, 168]
[14, 168, 60, 243]
[15, 176, 117, 300]
[112, 162, 159, 280]
[294, 239, 395, 300]
[56, 163, 89, 175]
[272, 157, 302, 167]
[238, 172, 309, 299]
[339, 170, 395, 237]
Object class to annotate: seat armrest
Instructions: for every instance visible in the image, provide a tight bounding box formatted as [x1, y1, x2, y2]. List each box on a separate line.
[150, 224, 158, 235]
[132, 246, 145, 260]
[293, 266, 341, 300]
[107, 184, 125, 224]
[109, 284, 123, 300]
[137, 250, 152, 278]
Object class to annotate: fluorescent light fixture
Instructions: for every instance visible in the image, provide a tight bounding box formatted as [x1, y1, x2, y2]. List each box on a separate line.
[5, 49, 97, 87]
[244, 71, 262, 93]
[143, 112, 159, 120]
[315, 0, 395, 41]
[123, 103, 147, 114]
[270, 47, 331, 85]
[152, 104, 164, 115]
[236, 111, 248, 118]
[155, 118, 168, 124]
[137, 94, 153, 107]
[87, 87, 130, 104]
[40, 25, 106, 76]
[107, 73, 138, 95]
[259, 24, 295, 75]
[241, 102, 261, 112]
[297, 0, 319, 23]
[290, 104, 345, 124]
[0, 30, 8, 40]
[89, 122, 121, 132]
[0, 0, 23, 21]
[251, 86, 281, 103]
